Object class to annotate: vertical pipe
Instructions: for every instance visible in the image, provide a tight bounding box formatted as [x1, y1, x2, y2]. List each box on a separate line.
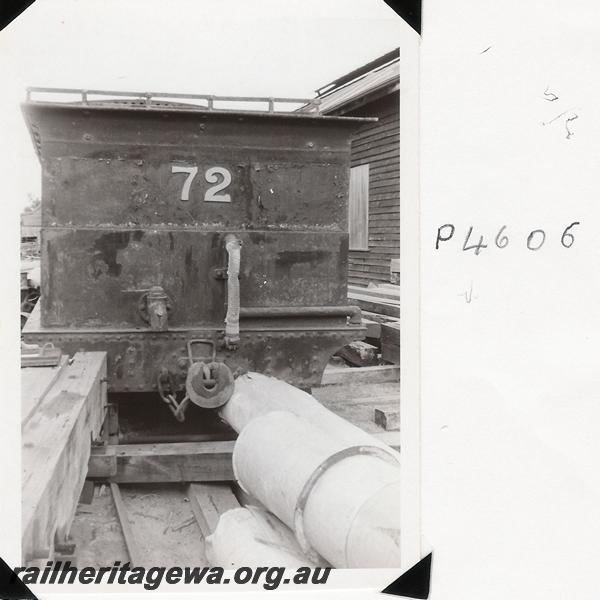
[224, 235, 241, 348]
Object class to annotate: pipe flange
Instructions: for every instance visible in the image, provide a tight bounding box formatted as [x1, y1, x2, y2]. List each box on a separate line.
[292, 445, 399, 565]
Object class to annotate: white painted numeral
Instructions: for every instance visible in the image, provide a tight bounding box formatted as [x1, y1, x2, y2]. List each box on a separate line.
[204, 167, 232, 203]
[171, 165, 198, 201]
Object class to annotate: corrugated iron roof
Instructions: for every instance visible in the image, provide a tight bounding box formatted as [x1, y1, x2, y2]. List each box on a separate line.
[316, 48, 399, 96]
[303, 55, 399, 115]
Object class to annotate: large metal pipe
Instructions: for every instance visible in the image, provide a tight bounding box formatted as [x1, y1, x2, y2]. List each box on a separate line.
[205, 505, 323, 568]
[217, 373, 401, 568]
[231, 411, 401, 568]
[219, 372, 399, 461]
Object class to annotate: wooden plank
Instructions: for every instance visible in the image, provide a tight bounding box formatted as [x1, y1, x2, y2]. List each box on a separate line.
[369, 206, 400, 216]
[351, 253, 400, 264]
[354, 246, 400, 256]
[349, 274, 390, 287]
[187, 483, 241, 538]
[374, 407, 400, 431]
[352, 155, 399, 171]
[378, 283, 402, 290]
[320, 364, 399, 386]
[369, 183, 399, 194]
[369, 226, 402, 234]
[361, 310, 399, 324]
[349, 284, 400, 302]
[348, 293, 400, 318]
[353, 146, 399, 163]
[21, 355, 69, 426]
[110, 483, 143, 566]
[349, 267, 391, 276]
[353, 128, 399, 149]
[349, 264, 391, 274]
[22, 352, 107, 564]
[88, 441, 236, 483]
[353, 139, 399, 158]
[381, 321, 401, 365]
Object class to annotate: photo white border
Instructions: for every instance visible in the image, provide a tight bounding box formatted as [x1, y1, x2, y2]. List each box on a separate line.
[1, 7, 422, 597]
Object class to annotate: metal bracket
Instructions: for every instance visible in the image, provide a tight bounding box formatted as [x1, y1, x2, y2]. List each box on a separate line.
[187, 339, 217, 363]
[21, 341, 62, 367]
[212, 267, 243, 280]
[138, 286, 172, 331]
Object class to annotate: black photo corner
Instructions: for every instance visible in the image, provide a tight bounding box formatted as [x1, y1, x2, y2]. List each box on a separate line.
[382, 553, 432, 599]
[1, 0, 421, 36]
[0, 557, 37, 600]
[0, 0, 35, 33]
[382, 0, 421, 35]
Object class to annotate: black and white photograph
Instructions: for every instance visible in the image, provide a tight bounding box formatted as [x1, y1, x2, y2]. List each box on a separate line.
[4, 1, 419, 595]
[7, 1, 600, 599]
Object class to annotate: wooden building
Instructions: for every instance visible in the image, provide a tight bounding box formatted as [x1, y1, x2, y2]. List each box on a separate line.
[304, 49, 400, 287]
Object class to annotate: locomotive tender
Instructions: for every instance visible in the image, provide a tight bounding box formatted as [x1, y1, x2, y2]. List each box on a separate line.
[21, 88, 370, 414]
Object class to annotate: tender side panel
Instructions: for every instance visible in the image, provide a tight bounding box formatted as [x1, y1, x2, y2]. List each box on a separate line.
[42, 229, 348, 328]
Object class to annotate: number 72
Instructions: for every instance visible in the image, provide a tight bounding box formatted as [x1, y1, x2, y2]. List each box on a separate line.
[171, 165, 232, 203]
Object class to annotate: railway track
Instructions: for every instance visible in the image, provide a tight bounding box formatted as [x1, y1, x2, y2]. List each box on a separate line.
[72, 481, 245, 568]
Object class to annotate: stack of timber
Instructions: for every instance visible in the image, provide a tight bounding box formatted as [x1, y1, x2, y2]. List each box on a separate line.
[22, 352, 107, 565]
[349, 283, 399, 318]
[347, 283, 400, 366]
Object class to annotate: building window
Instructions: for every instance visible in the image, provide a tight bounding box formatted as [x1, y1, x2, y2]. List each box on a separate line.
[348, 164, 369, 250]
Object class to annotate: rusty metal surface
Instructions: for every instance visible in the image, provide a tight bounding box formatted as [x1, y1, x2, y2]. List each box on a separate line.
[23, 318, 364, 391]
[28, 107, 357, 230]
[22, 99, 368, 392]
[41, 229, 348, 328]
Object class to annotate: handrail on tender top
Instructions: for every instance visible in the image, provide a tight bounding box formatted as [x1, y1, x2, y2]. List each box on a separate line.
[25, 87, 322, 114]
